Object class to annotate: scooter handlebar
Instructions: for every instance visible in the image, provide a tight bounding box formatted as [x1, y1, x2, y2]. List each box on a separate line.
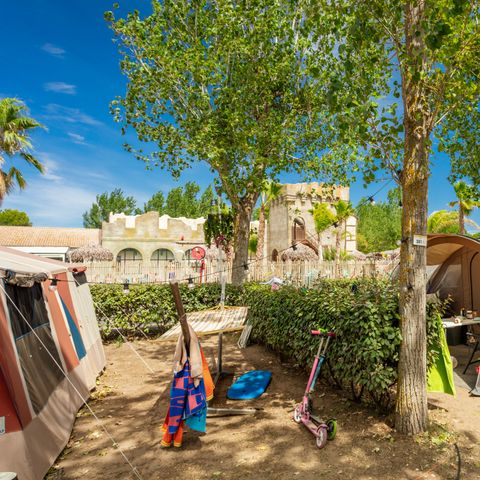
[311, 330, 336, 338]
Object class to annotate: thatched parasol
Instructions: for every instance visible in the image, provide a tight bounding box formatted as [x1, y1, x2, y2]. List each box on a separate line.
[68, 244, 114, 262]
[281, 243, 318, 261]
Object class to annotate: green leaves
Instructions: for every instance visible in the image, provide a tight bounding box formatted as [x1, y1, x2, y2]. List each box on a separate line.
[91, 279, 444, 410]
[356, 188, 402, 253]
[312, 202, 336, 235]
[82, 188, 138, 228]
[0, 98, 44, 200]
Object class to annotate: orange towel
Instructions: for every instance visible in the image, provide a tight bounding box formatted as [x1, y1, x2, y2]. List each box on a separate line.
[161, 416, 184, 447]
[201, 348, 214, 401]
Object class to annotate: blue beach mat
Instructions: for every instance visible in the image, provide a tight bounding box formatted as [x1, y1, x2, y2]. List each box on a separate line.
[227, 370, 272, 400]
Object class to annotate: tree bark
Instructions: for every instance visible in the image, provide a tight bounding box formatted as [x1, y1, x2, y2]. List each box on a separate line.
[335, 228, 341, 277]
[232, 196, 256, 285]
[317, 233, 323, 264]
[459, 204, 465, 235]
[256, 204, 266, 263]
[395, 0, 429, 436]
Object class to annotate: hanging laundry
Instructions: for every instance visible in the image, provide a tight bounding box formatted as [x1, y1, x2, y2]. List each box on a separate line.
[161, 323, 215, 447]
[185, 349, 215, 434]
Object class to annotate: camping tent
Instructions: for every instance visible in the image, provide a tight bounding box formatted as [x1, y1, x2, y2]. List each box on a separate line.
[427, 234, 480, 313]
[0, 247, 105, 480]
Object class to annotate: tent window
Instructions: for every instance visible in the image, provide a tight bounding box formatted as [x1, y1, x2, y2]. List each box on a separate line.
[5, 282, 63, 414]
[73, 271, 88, 286]
[6, 282, 51, 340]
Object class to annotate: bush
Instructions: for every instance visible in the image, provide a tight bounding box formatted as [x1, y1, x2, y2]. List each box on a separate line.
[90, 283, 242, 336]
[242, 279, 444, 409]
[89, 279, 445, 409]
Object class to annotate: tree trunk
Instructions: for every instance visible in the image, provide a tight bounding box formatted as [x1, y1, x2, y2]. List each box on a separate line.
[395, 0, 429, 436]
[335, 228, 341, 277]
[317, 233, 323, 264]
[459, 204, 465, 235]
[256, 204, 266, 263]
[232, 197, 256, 285]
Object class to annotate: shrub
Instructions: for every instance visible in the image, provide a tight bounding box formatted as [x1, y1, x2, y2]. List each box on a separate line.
[89, 279, 445, 409]
[90, 283, 242, 336]
[242, 279, 444, 409]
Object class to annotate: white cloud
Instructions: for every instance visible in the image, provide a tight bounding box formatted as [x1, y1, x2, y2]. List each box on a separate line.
[41, 43, 66, 58]
[44, 82, 77, 95]
[43, 104, 102, 126]
[4, 181, 97, 226]
[67, 132, 87, 145]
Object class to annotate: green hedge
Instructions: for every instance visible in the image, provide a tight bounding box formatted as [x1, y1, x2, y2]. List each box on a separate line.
[90, 280, 444, 409]
[89, 283, 243, 336]
[242, 280, 443, 409]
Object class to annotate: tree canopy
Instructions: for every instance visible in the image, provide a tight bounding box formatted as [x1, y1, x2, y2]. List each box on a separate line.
[83, 188, 138, 228]
[0, 209, 32, 226]
[143, 182, 215, 218]
[105, 0, 350, 284]
[356, 189, 402, 253]
[449, 180, 480, 234]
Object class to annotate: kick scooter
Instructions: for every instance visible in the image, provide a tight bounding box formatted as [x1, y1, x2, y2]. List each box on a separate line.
[293, 329, 337, 449]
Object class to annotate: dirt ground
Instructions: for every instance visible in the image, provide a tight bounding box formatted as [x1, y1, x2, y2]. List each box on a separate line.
[48, 334, 480, 480]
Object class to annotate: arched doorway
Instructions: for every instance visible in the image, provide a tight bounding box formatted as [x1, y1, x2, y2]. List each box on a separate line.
[150, 248, 175, 264]
[292, 217, 306, 242]
[116, 248, 142, 273]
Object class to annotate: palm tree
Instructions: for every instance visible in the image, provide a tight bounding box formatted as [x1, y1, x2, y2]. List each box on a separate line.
[428, 209, 480, 234]
[333, 199, 355, 267]
[256, 180, 282, 263]
[0, 98, 44, 201]
[311, 202, 335, 262]
[449, 181, 480, 235]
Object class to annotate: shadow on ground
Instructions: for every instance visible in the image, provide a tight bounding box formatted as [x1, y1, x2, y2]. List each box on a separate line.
[48, 335, 480, 480]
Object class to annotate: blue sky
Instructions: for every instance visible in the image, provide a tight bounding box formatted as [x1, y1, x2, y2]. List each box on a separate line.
[1, 1, 478, 228]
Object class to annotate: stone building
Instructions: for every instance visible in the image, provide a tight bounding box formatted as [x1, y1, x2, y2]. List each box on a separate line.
[0, 182, 357, 267]
[267, 182, 357, 260]
[101, 211, 206, 265]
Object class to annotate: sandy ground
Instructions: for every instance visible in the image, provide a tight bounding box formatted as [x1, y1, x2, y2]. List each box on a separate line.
[47, 335, 480, 480]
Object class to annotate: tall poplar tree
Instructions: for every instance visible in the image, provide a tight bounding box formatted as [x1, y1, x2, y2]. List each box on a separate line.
[312, 0, 480, 433]
[106, 0, 349, 285]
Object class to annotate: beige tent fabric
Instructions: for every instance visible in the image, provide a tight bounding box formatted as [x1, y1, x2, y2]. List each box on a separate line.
[0, 247, 106, 479]
[427, 235, 480, 312]
[0, 368, 89, 480]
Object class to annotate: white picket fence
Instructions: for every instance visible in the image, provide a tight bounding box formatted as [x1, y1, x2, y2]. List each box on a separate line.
[80, 258, 396, 286]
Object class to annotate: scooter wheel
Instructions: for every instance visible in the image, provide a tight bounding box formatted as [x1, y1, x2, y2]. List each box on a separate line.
[326, 419, 337, 440]
[315, 426, 328, 449]
[293, 405, 303, 424]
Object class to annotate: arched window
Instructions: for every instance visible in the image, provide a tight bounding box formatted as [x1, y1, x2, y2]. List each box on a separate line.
[272, 249, 279, 261]
[292, 217, 306, 241]
[151, 248, 175, 264]
[116, 248, 142, 263]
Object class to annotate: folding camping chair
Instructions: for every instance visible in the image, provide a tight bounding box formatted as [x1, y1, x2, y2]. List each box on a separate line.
[463, 324, 480, 374]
